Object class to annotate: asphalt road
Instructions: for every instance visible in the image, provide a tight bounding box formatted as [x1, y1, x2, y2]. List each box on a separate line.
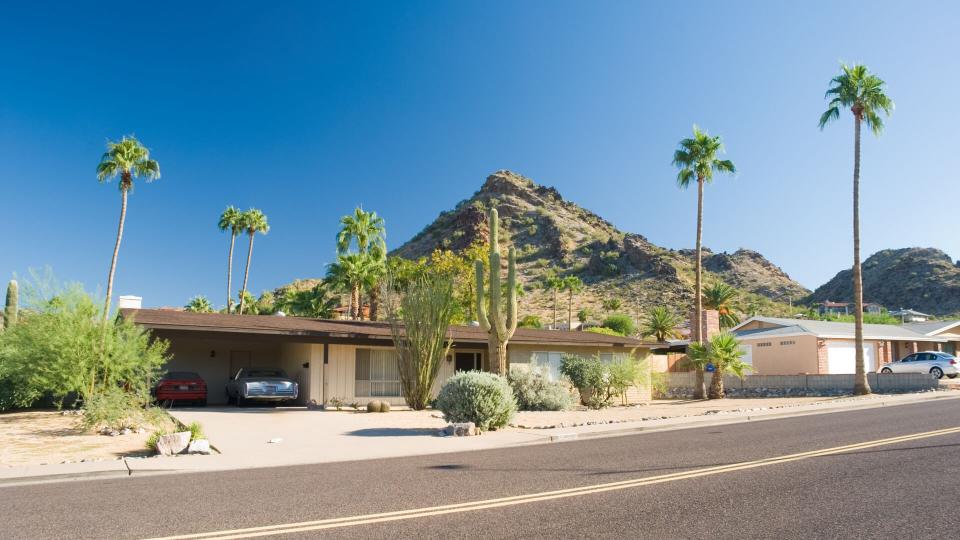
[3, 399, 960, 540]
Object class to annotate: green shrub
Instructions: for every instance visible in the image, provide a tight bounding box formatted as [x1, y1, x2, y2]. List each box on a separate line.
[507, 369, 572, 411]
[519, 315, 543, 329]
[82, 387, 164, 431]
[187, 421, 205, 441]
[560, 354, 645, 409]
[435, 371, 517, 431]
[584, 326, 622, 336]
[601, 313, 635, 336]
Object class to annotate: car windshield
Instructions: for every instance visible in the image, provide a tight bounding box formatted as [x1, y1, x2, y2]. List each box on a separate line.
[163, 371, 200, 380]
[242, 369, 284, 378]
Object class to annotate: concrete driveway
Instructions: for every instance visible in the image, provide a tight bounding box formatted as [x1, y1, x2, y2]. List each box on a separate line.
[166, 407, 545, 471]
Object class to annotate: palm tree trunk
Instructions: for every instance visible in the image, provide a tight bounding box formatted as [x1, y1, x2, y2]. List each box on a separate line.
[693, 177, 706, 399]
[368, 286, 379, 321]
[852, 113, 871, 395]
[553, 290, 558, 329]
[708, 366, 725, 399]
[352, 284, 361, 319]
[238, 233, 254, 314]
[226, 233, 236, 314]
[103, 185, 129, 323]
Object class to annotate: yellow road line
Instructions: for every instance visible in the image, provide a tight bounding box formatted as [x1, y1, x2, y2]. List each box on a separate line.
[145, 426, 960, 540]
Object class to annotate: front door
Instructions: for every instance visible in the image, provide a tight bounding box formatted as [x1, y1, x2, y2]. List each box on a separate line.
[455, 352, 481, 372]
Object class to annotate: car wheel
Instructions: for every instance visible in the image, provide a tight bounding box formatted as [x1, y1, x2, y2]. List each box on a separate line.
[881, 368, 893, 374]
[930, 367, 944, 379]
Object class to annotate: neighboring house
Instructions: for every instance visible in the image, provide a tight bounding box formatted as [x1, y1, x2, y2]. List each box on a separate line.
[903, 320, 960, 355]
[731, 316, 946, 375]
[814, 300, 884, 316]
[123, 309, 652, 406]
[889, 308, 932, 323]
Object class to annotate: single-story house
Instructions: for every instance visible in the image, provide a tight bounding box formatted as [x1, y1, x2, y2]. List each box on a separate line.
[731, 316, 947, 375]
[122, 309, 653, 406]
[890, 308, 932, 323]
[814, 300, 884, 317]
[902, 320, 960, 355]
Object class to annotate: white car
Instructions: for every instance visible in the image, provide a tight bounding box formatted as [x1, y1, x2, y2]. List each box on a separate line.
[879, 351, 959, 379]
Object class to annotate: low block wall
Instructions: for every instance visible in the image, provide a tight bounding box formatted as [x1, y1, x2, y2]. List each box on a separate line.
[661, 372, 937, 397]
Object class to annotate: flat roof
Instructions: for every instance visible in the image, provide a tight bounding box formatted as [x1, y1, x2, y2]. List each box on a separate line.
[732, 316, 946, 342]
[121, 309, 650, 348]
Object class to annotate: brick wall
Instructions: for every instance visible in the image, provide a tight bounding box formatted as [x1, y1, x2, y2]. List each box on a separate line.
[816, 339, 829, 373]
[689, 309, 721, 342]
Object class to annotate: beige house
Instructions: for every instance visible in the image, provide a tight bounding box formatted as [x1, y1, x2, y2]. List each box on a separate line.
[123, 309, 652, 406]
[903, 320, 960, 355]
[732, 316, 947, 375]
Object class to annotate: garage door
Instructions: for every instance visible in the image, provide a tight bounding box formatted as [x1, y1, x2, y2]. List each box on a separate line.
[826, 341, 876, 374]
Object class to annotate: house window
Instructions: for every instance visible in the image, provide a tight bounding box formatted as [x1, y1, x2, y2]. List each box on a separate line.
[780, 340, 795, 346]
[355, 348, 402, 397]
[531, 352, 564, 381]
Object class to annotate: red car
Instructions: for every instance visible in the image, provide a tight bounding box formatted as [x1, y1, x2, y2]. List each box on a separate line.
[154, 371, 207, 406]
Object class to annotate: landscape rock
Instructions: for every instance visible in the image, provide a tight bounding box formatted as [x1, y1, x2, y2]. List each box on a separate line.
[155, 432, 191, 456]
[443, 422, 477, 437]
[187, 439, 212, 455]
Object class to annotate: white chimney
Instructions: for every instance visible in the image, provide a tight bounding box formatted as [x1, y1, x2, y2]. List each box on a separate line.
[117, 295, 142, 309]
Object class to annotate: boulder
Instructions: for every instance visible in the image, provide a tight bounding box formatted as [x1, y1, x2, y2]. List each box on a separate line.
[155, 432, 191, 456]
[443, 422, 477, 437]
[187, 439, 212, 455]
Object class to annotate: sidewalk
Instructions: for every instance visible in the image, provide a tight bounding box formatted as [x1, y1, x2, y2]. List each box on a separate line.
[3, 390, 958, 486]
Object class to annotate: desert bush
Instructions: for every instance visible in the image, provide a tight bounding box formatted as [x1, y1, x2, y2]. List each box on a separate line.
[0, 275, 169, 413]
[145, 429, 169, 452]
[187, 421, 205, 441]
[435, 371, 517, 431]
[601, 313, 635, 336]
[507, 369, 572, 411]
[519, 315, 543, 329]
[561, 354, 648, 409]
[584, 326, 622, 337]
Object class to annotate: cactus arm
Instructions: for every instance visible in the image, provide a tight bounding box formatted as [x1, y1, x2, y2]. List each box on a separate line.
[475, 260, 490, 332]
[489, 251, 505, 339]
[505, 248, 518, 336]
[489, 208, 499, 249]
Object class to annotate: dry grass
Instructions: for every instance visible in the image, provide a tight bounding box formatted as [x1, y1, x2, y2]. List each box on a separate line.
[0, 410, 176, 467]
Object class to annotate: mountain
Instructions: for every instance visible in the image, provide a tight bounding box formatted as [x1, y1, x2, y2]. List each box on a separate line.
[809, 248, 960, 316]
[391, 170, 808, 322]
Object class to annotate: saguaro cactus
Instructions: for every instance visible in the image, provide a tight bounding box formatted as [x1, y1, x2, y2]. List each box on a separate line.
[475, 208, 517, 375]
[4, 279, 18, 329]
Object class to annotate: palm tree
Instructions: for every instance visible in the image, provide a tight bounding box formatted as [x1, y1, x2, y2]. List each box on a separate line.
[326, 253, 378, 319]
[336, 208, 387, 319]
[642, 306, 682, 342]
[561, 276, 583, 330]
[543, 273, 563, 328]
[237, 209, 270, 315]
[95, 136, 160, 321]
[688, 332, 751, 400]
[336, 207, 386, 257]
[673, 126, 735, 399]
[819, 63, 894, 396]
[218, 206, 244, 313]
[702, 282, 740, 329]
[185, 295, 214, 313]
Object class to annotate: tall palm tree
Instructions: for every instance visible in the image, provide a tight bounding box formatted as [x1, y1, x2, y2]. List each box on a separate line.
[218, 206, 244, 313]
[702, 282, 740, 329]
[819, 63, 893, 396]
[95, 136, 160, 321]
[336, 207, 387, 319]
[561, 276, 583, 330]
[326, 253, 378, 319]
[277, 282, 339, 318]
[237, 209, 270, 315]
[543, 273, 563, 328]
[672, 126, 735, 399]
[185, 295, 214, 313]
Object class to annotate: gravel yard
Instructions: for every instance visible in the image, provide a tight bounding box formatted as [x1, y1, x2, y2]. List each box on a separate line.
[0, 410, 174, 467]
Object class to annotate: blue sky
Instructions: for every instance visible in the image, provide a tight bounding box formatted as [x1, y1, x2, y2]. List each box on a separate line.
[2, 1, 958, 309]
